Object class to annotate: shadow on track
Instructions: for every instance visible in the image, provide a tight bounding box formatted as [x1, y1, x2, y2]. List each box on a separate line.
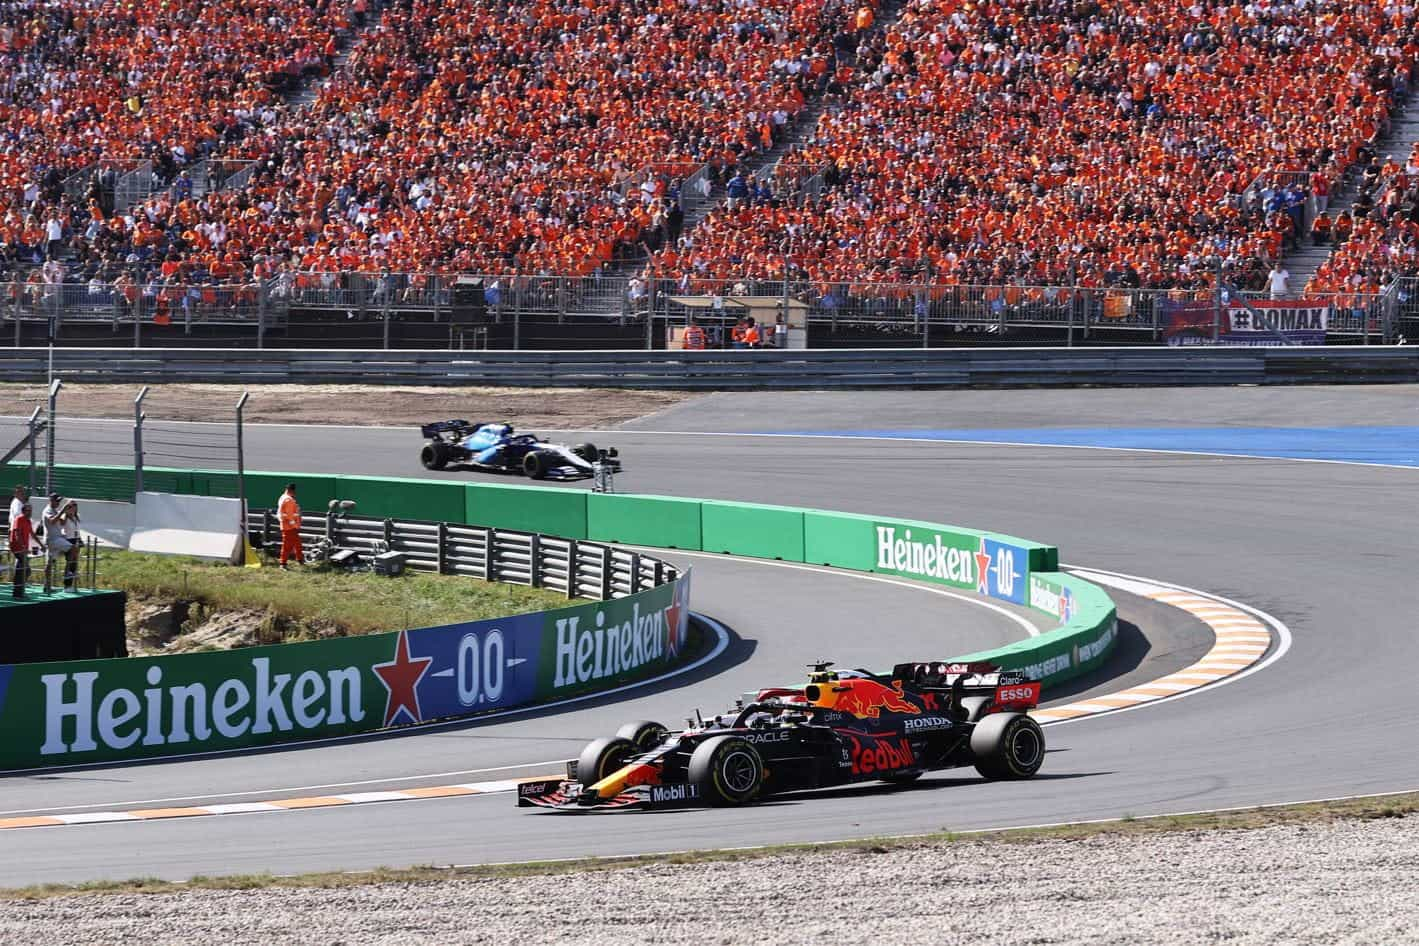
[1040, 619, 1149, 705]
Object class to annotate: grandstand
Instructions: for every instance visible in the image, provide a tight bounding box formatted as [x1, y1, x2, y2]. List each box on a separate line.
[2, 0, 1418, 347]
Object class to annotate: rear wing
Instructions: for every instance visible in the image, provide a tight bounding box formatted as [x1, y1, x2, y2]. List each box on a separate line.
[889, 661, 1041, 712]
[420, 419, 478, 439]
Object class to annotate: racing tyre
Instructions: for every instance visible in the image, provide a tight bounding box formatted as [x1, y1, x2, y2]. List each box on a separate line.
[522, 450, 548, 479]
[615, 720, 669, 750]
[687, 735, 764, 806]
[576, 737, 638, 788]
[957, 696, 993, 722]
[970, 712, 1045, 780]
[572, 442, 598, 462]
[420, 442, 449, 471]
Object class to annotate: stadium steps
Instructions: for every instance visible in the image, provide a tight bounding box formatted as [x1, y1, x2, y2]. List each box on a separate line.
[1287, 97, 1419, 291]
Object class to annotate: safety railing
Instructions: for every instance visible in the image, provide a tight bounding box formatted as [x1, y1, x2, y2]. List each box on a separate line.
[247, 508, 679, 602]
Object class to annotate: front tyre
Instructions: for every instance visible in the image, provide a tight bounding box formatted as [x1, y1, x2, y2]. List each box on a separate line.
[420, 442, 449, 470]
[970, 712, 1045, 780]
[687, 735, 764, 806]
[522, 450, 548, 479]
[615, 720, 669, 751]
[572, 442, 599, 462]
[576, 737, 638, 788]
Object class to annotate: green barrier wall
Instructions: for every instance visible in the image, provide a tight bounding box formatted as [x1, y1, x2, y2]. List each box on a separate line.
[953, 573, 1117, 685]
[335, 475, 467, 524]
[587, 492, 702, 549]
[18, 462, 1115, 691]
[0, 571, 694, 771]
[466, 482, 588, 538]
[700, 500, 804, 560]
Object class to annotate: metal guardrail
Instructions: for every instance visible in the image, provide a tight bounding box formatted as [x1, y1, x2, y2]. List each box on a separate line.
[5, 346, 1417, 389]
[247, 508, 678, 601]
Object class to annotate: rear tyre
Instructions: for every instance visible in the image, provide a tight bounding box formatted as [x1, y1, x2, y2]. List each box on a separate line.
[615, 720, 669, 751]
[420, 442, 449, 471]
[572, 442, 599, 462]
[522, 450, 548, 479]
[970, 713, 1045, 780]
[576, 737, 638, 788]
[687, 735, 764, 806]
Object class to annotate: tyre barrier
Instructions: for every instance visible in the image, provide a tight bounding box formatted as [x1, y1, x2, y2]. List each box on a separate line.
[0, 462, 1118, 772]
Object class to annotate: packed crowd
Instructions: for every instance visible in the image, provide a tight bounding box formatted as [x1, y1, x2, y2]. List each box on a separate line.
[2, 0, 862, 288]
[1306, 142, 1419, 293]
[652, 0, 1417, 294]
[4, 0, 1418, 300]
[0, 0, 352, 278]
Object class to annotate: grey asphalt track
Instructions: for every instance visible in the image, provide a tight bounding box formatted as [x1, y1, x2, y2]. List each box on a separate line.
[1, 386, 1413, 886]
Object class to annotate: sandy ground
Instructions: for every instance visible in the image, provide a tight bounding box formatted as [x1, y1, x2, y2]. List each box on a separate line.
[2, 816, 1418, 944]
[0, 383, 695, 428]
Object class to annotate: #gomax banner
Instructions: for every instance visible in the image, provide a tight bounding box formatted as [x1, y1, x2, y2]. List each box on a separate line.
[0, 571, 693, 771]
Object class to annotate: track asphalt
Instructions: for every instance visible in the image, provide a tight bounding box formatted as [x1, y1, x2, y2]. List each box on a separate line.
[0, 384, 1412, 885]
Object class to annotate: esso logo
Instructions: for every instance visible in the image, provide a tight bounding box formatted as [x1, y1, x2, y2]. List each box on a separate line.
[997, 685, 1036, 703]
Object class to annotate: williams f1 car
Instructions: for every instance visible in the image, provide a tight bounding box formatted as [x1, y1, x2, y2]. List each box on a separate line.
[418, 420, 621, 480]
[517, 660, 1045, 811]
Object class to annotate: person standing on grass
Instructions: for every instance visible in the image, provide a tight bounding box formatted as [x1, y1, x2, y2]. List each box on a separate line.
[278, 484, 303, 569]
[9, 503, 42, 599]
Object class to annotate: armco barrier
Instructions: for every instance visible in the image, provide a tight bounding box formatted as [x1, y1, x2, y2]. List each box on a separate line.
[0, 572, 691, 770]
[10, 463, 1117, 689]
[1, 346, 1416, 389]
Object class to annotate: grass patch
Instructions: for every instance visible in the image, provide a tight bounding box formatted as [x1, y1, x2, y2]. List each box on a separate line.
[100, 548, 570, 636]
[4, 791, 1416, 901]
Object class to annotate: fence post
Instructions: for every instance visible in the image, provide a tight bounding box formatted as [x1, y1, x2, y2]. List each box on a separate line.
[513, 309, 521, 350]
[134, 385, 148, 493]
[257, 280, 267, 349]
[600, 545, 612, 600]
[436, 521, 447, 574]
[10, 276, 19, 347]
[235, 390, 249, 563]
[628, 551, 641, 593]
[528, 532, 541, 588]
[566, 538, 578, 599]
[483, 527, 494, 581]
[44, 379, 60, 497]
[26, 406, 41, 499]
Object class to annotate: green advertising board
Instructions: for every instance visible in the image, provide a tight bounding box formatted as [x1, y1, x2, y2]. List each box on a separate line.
[0, 572, 694, 771]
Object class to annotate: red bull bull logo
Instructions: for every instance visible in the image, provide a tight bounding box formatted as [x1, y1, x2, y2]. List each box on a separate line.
[807, 678, 921, 719]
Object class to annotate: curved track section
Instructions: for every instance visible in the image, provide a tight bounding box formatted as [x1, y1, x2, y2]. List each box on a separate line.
[3, 388, 1413, 886]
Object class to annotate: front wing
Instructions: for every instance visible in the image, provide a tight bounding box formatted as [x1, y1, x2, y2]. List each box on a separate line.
[516, 778, 703, 811]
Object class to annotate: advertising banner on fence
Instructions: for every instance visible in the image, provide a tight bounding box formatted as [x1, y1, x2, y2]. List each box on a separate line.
[0, 571, 694, 771]
[873, 523, 1028, 605]
[1162, 299, 1328, 346]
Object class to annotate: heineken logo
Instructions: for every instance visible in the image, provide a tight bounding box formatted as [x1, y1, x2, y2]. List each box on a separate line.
[552, 600, 677, 689]
[1029, 576, 1075, 623]
[875, 526, 1021, 600]
[39, 658, 366, 756]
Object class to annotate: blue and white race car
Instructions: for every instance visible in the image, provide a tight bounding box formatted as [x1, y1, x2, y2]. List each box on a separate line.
[418, 420, 621, 480]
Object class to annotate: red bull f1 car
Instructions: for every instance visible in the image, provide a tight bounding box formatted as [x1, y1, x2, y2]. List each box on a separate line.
[517, 660, 1045, 811]
[419, 420, 621, 480]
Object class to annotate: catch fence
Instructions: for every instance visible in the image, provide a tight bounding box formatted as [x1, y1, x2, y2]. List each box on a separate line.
[3, 272, 1409, 348]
